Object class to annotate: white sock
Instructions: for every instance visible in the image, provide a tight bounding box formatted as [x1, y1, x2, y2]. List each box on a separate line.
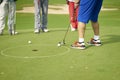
[94, 35, 99, 40]
[79, 38, 84, 42]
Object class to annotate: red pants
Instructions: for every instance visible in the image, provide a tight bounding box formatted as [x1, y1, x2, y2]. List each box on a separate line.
[68, 2, 79, 29]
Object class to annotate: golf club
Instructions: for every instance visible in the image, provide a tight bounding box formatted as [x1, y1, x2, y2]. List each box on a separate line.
[57, 22, 70, 47]
[57, 5, 79, 47]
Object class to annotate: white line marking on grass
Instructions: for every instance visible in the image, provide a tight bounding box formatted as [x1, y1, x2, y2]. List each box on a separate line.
[0, 44, 70, 59]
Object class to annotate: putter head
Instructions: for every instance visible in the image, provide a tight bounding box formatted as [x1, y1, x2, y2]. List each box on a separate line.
[62, 42, 65, 45]
[57, 41, 65, 47]
[61, 41, 65, 45]
[62, 40, 66, 45]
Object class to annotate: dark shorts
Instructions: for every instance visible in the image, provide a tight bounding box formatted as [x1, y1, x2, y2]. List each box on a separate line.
[78, 0, 103, 23]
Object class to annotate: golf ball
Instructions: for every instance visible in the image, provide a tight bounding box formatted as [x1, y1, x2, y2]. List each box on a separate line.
[57, 43, 61, 47]
[28, 40, 32, 44]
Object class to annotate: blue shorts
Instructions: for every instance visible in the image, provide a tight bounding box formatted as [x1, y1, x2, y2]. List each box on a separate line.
[78, 0, 103, 23]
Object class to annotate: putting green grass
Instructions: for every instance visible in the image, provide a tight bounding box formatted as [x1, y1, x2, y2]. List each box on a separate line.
[0, 9, 120, 80]
[16, 0, 66, 10]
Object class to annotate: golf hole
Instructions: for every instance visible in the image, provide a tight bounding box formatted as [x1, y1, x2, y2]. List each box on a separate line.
[32, 49, 38, 52]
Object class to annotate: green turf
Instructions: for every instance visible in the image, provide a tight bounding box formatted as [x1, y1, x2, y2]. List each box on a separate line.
[0, 1, 120, 80]
[103, 0, 120, 8]
[16, 0, 66, 10]
[16, 0, 120, 10]
[0, 10, 120, 80]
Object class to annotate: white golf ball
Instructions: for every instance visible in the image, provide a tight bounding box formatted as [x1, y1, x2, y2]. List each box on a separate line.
[57, 43, 61, 47]
[28, 40, 32, 44]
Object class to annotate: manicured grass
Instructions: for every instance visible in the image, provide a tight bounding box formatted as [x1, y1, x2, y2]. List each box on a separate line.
[103, 0, 120, 8]
[16, 0, 120, 10]
[16, 0, 65, 10]
[0, 10, 120, 80]
[14, 13, 69, 30]
[0, 0, 120, 80]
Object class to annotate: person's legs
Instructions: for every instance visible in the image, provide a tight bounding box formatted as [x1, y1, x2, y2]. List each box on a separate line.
[8, 1, 17, 35]
[91, 21, 99, 36]
[90, 0, 103, 35]
[68, 2, 77, 31]
[71, 22, 86, 49]
[77, 0, 95, 40]
[88, 22, 101, 46]
[78, 22, 86, 40]
[87, 0, 103, 46]
[0, 1, 8, 35]
[72, 0, 97, 49]
[75, 6, 79, 29]
[34, 0, 41, 33]
[41, 0, 49, 32]
[90, 0, 103, 37]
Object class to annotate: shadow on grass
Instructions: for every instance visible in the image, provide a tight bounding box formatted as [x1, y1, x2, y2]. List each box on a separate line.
[102, 35, 120, 44]
[86, 35, 120, 49]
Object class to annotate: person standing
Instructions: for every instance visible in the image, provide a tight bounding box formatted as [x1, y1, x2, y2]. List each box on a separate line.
[0, 0, 18, 35]
[71, 0, 103, 49]
[34, 0, 49, 33]
[66, 0, 79, 31]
